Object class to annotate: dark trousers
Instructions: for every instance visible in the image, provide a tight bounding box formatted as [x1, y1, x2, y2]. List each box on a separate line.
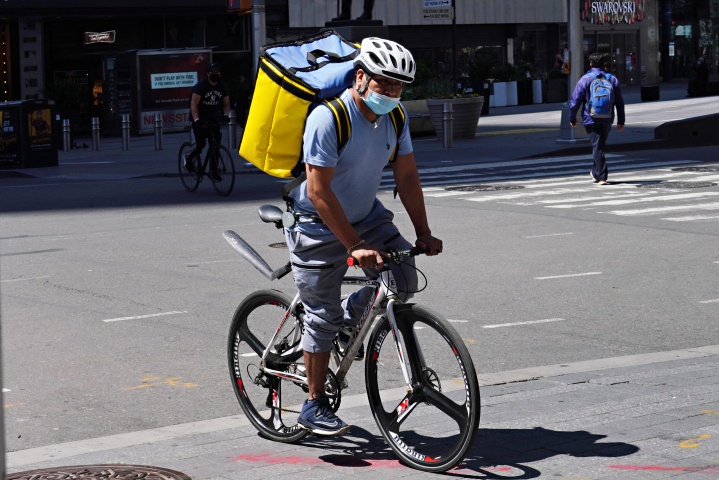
[586, 123, 612, 181]
[190, 124, 222, 163]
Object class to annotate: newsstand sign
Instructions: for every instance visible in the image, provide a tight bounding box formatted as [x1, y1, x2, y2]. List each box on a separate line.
[84, 31, 116, 45]
[581, 0, 645, 24]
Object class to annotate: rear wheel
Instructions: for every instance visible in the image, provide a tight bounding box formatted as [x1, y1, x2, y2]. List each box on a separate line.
[210, 144, 235, 196]
[365, 304, 480, 472]
[228, 290, 308, 443]
[178, 142, 201, 192]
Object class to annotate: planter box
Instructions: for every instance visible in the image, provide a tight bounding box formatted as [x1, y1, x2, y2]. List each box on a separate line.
[506, 81, 518, 106]
[546, 78, 568, 103]
[493, 82, 507, 107]
[402, 99, 435, 136]
[517, 79, 533, 105]
[426, 97, 484, 140]
[532, 79, 543, 104]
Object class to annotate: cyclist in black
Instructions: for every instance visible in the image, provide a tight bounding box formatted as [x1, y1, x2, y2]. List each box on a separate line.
[185, 63, 230, 179]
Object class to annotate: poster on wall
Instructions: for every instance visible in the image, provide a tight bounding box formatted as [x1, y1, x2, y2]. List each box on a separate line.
[0, 110, 20, 164]
[139, 53, 208, 111]
[582, 0, 646, 24]
[28, 108, 53, 151]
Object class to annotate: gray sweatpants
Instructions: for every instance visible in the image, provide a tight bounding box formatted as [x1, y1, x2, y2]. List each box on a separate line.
[285, 208, 418, 353]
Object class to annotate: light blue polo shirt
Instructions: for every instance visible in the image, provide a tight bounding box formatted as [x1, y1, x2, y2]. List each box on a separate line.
[289, 88, 413, 236]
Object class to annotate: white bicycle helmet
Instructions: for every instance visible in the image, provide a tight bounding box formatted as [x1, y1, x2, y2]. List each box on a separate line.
[354, 37, 416, 84]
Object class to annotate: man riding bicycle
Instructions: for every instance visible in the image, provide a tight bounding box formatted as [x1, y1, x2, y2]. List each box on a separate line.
[285, 38, 442, 436]
[186, 63, 230, 180]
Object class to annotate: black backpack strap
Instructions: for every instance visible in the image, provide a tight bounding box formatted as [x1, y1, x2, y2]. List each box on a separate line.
[281, 96, 352, 205]
[387, 105, 406, 163]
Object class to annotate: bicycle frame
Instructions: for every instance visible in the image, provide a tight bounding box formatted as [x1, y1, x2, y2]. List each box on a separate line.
[259, 267, 418, 393]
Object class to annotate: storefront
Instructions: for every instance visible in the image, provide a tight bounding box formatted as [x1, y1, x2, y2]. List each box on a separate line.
[663, 0, 719, 79]
[581, 0, 660, 85]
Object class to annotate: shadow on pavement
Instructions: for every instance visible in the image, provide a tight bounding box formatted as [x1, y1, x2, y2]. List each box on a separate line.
[295, 425, 639, 478]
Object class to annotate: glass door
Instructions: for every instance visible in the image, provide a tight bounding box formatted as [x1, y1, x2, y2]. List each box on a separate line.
[625, 32, 639, 85]
[583, 31, 639, 85]
[611, 33, 627, 84]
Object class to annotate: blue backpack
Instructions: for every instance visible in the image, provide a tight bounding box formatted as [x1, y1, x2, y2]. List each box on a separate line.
[586, 72, 614, 119]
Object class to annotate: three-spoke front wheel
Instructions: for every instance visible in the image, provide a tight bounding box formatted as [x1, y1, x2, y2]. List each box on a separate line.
[365, 305, 480, 472]
[228, 290, 308, 443]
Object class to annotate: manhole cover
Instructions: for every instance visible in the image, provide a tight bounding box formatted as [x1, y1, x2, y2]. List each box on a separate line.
[637, 182, 717, 189]
[445, 185, 524, 192]
[269, 242, 288, 248]
[9, 464, 192, 480]
[671, 166, 719, 172]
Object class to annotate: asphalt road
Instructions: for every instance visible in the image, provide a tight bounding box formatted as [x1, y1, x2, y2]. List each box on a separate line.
[1, 143, 718, 454]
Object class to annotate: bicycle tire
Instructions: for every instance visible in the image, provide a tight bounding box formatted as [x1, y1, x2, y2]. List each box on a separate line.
[210, 144, 236, 196]
[178, 142, 201, 192]
[365, 304, 480, 472]
[228, 289, 308, 443]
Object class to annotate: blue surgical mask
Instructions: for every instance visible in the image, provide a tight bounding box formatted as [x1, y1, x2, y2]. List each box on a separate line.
[362, 89, 400, 115]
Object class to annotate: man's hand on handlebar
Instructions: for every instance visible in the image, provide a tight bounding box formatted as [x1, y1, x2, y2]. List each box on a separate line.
[416, 232, 443, 256]
[351, 244, 388, 270]
[193, 118, 207, 127]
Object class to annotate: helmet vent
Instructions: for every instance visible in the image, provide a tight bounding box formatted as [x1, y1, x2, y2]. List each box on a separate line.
[369, 52, 385, 68]
[401, 58, 406, 70]
[397, 45, 403, 53]
[409, 60, 414, 72]
[384, 42, 393, 51]
[390, 55, 398, 68]
[372, 41, 381, 48]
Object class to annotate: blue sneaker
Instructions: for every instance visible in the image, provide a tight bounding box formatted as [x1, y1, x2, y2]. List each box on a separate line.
[298, 396, 350, 436]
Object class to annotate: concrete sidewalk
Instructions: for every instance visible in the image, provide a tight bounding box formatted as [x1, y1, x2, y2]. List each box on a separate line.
[8, 345, 719, 479]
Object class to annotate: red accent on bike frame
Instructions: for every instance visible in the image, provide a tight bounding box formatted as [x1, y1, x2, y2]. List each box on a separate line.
[452, 346, 457, 355]
[425, 457, 439, 463]
[268, 301, 279, 306]
[372, 351, 379, 361]
[237, 379, 244, 396]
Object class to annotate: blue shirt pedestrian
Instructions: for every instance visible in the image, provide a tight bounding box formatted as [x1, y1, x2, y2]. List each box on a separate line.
[569, 67, 626, 127]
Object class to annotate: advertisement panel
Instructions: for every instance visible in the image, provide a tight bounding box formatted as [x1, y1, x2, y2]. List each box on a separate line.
[139, 52, 208, 111]
[140, 109, 193, 132]
[0, 109, 20, 164]
[581, 0, 646, 24]
[28, 108, 53, 150]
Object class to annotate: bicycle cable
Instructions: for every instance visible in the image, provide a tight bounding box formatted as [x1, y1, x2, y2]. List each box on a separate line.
[379, 256, 428, 296]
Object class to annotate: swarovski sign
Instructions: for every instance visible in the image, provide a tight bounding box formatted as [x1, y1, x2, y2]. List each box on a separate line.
[582, 0, 645, 24]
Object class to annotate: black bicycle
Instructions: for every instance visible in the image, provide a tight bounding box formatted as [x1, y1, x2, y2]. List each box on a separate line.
[178, 120, 235, 196]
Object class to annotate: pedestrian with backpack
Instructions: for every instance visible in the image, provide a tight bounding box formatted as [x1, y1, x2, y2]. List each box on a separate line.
[569, 52, 626, 185]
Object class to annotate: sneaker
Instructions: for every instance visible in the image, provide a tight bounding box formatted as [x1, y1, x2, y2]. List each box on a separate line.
[184, 153, 195, 172]
[597, 179, 608, 185]
[338, 328, 365, 360]
[590, 171, 599, 184]
[298, 396, 350, 435]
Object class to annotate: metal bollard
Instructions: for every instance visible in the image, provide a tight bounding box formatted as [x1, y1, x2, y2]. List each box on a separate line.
[121, 114, 131, 151]
[228, 111, 237, 150]
[442, 103, 453, 149]
[154, 114, 163, 150]
[91, 117, 100, 151]
[62, 119, 71, 152]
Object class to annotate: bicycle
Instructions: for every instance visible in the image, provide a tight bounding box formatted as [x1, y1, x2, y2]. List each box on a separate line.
[223, 205, 480, 473]
[178, 120, 235, 196]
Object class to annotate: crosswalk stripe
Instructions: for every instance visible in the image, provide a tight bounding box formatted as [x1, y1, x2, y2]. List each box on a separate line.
[381, 160, 699, 189]
[661, 214, 719, 221]
[538, 192, 656, 204]
[604, 202, 719, 216]
[463, 188, 591, 202]
[547, 192, 719, 209]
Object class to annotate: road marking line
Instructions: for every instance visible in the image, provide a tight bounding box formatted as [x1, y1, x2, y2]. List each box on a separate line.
[539, 192, 655, 204]
[604, 202, 719, 216]
[535, 272, 602, 280]
[59, 161, 116, 165]
[483, 318, 565, 329]
[2, 389, 10, 393]
[4, 403, 26, 408]
[701, 410, 719, 415]
[548, 192, 719, 209]
[9, 342, 719, 468]
[102, 311, 188, 323]
[662, 214, 719, 222]
[186, 259, 239, 266]
[240, 352, 258, 357]
[1, 276, 50, 283]
[525, 233, 574, 238]
[448, 319, 468, 323]
[475, 128, 559, 136]
[465, 188, 590, 202]
[699, 299, 719, 304]
[679, 434, 711, 448]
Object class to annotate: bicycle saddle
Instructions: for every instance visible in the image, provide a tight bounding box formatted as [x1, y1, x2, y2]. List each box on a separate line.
[258, 205, 283, 223]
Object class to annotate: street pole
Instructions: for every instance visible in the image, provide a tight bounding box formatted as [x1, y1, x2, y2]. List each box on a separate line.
[558, 0, 588, 143]
[451, 0, 457, 84]
[661, 0, 673, 82]
[252, 0, 266, 78]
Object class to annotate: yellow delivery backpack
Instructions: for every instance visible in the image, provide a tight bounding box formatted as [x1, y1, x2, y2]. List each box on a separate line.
[239, 31, 406, 200]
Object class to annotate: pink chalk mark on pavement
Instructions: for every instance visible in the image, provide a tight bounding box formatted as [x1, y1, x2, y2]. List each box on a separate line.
[233, 453, 513, 472]
[610, 464, 719, 472]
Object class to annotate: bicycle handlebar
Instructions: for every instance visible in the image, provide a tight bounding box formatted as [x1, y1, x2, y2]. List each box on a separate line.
[347, 248, 441, 268]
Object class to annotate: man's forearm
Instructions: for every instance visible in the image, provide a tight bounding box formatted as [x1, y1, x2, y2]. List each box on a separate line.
[191, 104, 199, 121]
